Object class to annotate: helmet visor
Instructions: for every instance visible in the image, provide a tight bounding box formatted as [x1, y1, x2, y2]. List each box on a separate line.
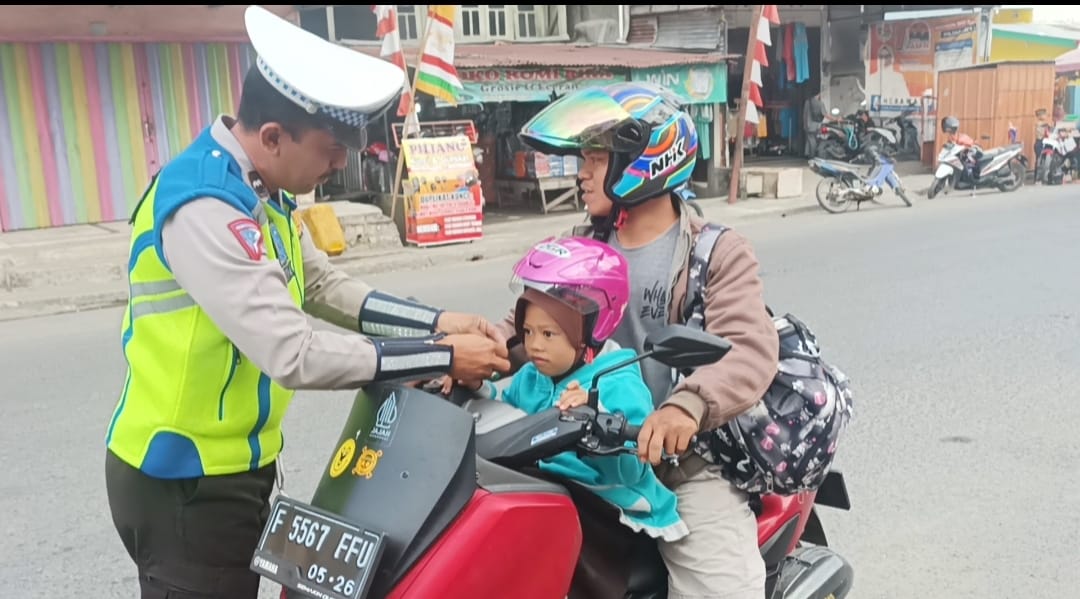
[519, 87, 646, 155]
[509, 277, 611, 318]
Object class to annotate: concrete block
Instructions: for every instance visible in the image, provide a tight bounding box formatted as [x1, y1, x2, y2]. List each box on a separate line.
[329, 200, 404, 251]
[745, 173, 764, 196]
[774, 167, 803, 198]
[744, 167, 803, 199]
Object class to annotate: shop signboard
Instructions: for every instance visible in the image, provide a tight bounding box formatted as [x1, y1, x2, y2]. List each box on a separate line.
[452, 66, 626, 103]
[865, 14, 979, 113]
[401, 134, 484, 247]
[630, 62, 728, 104]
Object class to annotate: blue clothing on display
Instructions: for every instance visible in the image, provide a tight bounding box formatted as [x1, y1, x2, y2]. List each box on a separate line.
[779, 107, 799, 140]
[794, 23, 810, 84]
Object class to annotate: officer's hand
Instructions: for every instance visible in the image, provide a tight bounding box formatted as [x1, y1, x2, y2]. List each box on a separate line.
[436, 312, 508, 349]
[637, 405, 698, 466]
[436, 333, 511, 385]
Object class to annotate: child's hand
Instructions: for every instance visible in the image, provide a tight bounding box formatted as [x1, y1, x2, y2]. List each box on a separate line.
[435, 376, 483, 396]
[557, 381, 588, 411]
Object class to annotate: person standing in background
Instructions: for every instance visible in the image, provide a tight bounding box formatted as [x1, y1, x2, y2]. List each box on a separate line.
[803, 91, 827, 158]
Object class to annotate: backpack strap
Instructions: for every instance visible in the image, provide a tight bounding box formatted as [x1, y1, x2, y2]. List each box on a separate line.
[682, 223, 728, 330]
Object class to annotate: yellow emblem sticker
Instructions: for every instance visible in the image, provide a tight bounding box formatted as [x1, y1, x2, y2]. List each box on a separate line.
[329, 438, 356, 478]
[352, 446, 383, 479]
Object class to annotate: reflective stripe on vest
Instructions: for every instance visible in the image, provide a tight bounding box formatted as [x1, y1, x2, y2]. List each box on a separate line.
[105, 134, 306, 480]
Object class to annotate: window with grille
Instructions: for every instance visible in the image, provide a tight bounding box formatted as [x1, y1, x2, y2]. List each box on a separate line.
[306, 5, 567, 44]
[517, 5, 537, 38]
[397, 5, 419, 40]
[461, 5, 482, 38]
[488, 5, 509, 38]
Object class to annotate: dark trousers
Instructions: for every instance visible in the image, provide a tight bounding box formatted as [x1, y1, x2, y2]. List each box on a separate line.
[105, 450, 277, 598]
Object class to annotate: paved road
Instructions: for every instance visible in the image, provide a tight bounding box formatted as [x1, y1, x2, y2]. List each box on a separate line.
[3, 186, 1077, 598]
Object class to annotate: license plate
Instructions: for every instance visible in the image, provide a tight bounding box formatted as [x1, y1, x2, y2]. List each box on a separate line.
[251, 496, 386, 599]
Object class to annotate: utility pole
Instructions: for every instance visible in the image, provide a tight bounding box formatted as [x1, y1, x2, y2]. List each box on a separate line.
[727, 4, 764, 205]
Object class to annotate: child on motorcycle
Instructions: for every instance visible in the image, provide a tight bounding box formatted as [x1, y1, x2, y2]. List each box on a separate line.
[451, 236, 690, 542]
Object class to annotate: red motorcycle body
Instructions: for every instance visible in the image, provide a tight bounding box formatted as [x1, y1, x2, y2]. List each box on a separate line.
[257, 383, 851, 599]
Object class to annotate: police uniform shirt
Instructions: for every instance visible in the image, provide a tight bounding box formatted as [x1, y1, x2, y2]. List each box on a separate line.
[160, 115, 381, 389]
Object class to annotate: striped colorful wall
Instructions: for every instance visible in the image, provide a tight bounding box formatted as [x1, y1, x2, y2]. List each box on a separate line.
[0, 41, 255, 231]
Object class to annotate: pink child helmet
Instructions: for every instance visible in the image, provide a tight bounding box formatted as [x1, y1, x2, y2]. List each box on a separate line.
[510, 236, 630, 349]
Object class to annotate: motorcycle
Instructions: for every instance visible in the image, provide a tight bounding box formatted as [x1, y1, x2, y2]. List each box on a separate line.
[852, 102, 902, 158]
[927, 131, 1027, 199]
[1035, 124, 1078, 186]
[252, 324, 854, 599]
[879, 106, 921, 160]
[816, 108, 866, 164]
[809, 145, 913, 213]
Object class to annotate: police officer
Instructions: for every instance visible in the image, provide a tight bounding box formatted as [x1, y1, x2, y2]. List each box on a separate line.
[103, 7, 509, 598]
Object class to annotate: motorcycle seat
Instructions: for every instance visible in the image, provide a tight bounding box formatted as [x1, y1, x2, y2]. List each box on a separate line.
[812, 159, 860, 174]
[476, 457, 570, 496]
[980, 143, 1022, 160]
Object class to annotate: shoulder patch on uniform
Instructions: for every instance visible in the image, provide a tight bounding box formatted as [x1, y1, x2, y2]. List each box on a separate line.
[228, 218, 266, 261]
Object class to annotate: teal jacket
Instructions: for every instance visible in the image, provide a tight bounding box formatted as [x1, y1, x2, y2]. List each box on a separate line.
[500, 344, 689, 542]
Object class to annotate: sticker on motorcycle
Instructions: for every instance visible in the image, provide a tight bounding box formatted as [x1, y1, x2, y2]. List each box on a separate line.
[329, 439, 356, 479]
[351, 446, 383, 479]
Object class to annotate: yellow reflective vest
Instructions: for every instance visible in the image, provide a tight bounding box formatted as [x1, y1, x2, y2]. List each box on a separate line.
[105, 127, 305, 479]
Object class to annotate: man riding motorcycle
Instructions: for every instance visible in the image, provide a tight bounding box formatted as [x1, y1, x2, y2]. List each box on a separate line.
[491, 82, 780, 598]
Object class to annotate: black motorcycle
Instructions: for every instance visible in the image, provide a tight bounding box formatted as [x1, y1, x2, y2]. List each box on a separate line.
[816, 109, 870, 164]
[883, 107, 921, 160]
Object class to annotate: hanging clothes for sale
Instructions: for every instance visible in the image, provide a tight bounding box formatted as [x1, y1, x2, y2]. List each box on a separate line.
[758, 115, 768, 138]
[779, 107, 799, 140]
[774, 25, 785, 87]
[690, 105, 712, 161]
[784, 23, 796, 82]
[794, 23, 810, 84]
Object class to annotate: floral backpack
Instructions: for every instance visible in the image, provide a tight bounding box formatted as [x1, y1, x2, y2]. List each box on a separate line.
[678, 223, 855, 496]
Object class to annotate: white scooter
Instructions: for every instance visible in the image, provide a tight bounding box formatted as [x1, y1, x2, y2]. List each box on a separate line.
[927, 129, 1027, 199]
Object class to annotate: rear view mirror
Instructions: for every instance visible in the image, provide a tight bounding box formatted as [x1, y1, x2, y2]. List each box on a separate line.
[643, 324, 732, 369]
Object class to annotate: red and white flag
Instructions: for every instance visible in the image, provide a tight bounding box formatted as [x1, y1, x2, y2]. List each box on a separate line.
[372, 5, 413, 118]
[745, 5, 781, 125]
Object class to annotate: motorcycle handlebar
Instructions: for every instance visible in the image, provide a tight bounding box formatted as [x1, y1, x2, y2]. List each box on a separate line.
[620, 423, 642, 444]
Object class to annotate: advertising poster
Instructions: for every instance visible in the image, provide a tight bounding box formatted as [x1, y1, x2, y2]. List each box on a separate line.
[866, 15, 979, 112]
[401, 134, 484, 247]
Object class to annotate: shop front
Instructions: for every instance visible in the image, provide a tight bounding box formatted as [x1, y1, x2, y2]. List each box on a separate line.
[456, 62, 625, 214]
[354, 43, 731, 215]
[727, 17, 824, 162]
[630, 61, 727, 187]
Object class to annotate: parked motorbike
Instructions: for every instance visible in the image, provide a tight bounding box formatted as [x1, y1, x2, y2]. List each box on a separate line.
[809, 145, 913, 213]
[253, 324, 854, 599]
[816, 108, 866, 163]
[852, 101, 902, 157]
[818, 101, 903, 164]
[927, 132, 1027, 199]
[1035, 124, 1078, 186]
[880, 105, 921, 159]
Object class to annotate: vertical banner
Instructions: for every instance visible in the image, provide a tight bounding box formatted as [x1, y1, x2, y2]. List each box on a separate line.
[402, 134, 484, 247]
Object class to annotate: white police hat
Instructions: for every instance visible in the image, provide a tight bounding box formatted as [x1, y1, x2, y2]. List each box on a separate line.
[244, 5, 406, 141]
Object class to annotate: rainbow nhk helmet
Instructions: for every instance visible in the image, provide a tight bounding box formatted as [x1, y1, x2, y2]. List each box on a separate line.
[519, 82, 699, 208]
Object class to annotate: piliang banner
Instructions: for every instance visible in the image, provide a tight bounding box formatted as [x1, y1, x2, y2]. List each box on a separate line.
[401, 134, 484, 247]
